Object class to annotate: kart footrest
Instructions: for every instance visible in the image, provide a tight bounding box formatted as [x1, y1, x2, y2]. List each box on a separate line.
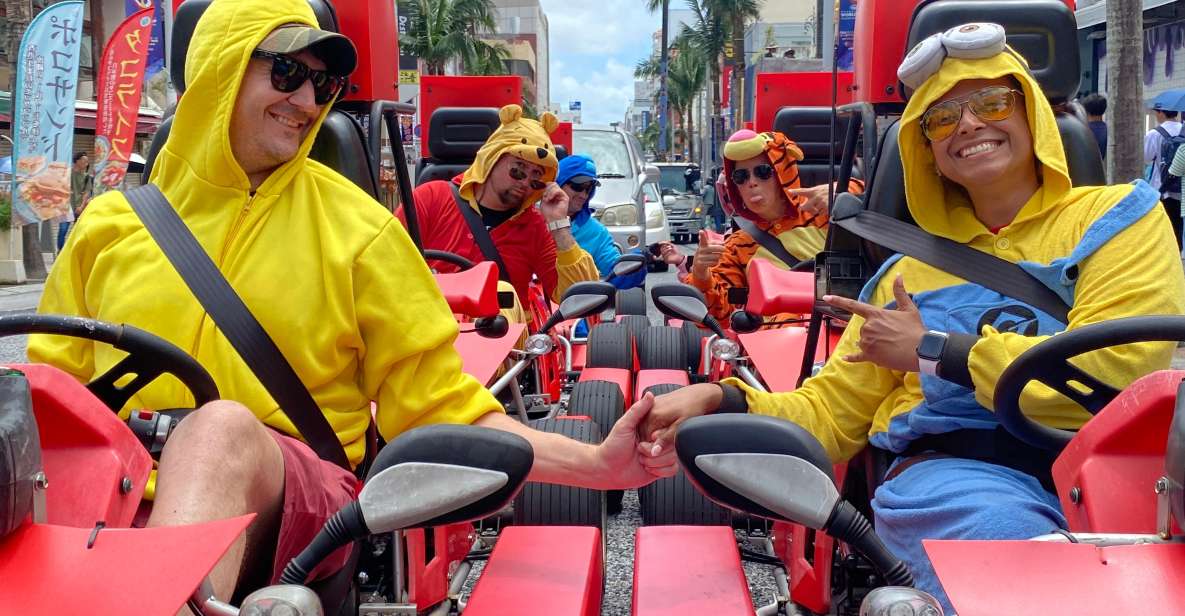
[465, 526, 602, 616]
[632, 526, 754, 616]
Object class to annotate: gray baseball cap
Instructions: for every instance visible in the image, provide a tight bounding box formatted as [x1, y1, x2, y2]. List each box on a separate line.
[257, 24, 357, 77]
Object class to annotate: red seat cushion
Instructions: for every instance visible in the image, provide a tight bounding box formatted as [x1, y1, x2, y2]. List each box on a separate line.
[465, 526, 602, 616]
[579, 367, 632, 403]
[746, 257, 814, 316]
[633, 526, 753, 616]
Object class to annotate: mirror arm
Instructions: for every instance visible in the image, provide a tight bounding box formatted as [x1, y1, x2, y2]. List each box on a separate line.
[702, 314, 727, 339]
[279, 501, 368, 586]
[825, 501, 913, 587]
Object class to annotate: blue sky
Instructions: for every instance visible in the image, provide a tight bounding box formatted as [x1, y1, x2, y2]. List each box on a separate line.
[539, 0, 662, 125]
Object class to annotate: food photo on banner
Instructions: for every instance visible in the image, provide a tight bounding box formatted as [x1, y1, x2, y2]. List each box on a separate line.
[10, 0, 85, 226]
[93, 6, 155, 194]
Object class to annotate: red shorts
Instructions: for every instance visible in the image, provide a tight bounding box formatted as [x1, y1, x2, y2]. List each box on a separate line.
[267, 429, 360, 584]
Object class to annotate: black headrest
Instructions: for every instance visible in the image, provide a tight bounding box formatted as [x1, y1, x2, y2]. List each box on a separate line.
[555, 145, 569, 161]
[1056, 112, 1106, 187]
[773, 107, 853, 163]
[169, 0, 340, 94]
[428, 108, 502, 161]
[862, 120, 911, 267]
[309, 110, 379, 198]
[906, 0, 1079, 103]
[416, 162, 468, 187]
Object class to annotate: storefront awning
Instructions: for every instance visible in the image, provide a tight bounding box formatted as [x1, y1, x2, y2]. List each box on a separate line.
[0, 91, 163, 134]
[1076, 0, 1177, 28]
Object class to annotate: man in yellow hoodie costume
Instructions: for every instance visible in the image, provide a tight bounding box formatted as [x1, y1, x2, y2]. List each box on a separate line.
[641, 27, 1185, 610]
[27, 0, 674, 600]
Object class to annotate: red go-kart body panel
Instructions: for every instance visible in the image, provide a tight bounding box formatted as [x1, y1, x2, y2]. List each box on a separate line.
[0, 515, 252, 616]
[553, 121, 573, 154]
[746, 258, 815, 316]
[771, 462, 849, 615]
[465, 526, 603, 616]
[632, 525, 754, 616]
[435, 262, 501, 318]
[1053, 370, 1185, 534]
[633, 370, 689, 402]
[419, 76, 522, 158]
[754, 72, 853, 133]
[335, 0, 398, 103]
[928, 540, 1185, 616]
[454, 323, 528, 387]
[579, 368, 633, 405]
[15, 364, 151, 529]
[736, 327, 836, 393]
[404, 523, 475, 610]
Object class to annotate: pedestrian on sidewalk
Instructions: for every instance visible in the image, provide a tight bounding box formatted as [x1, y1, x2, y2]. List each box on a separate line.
[59, 152, 91, 252]
[1144, 102, 1183, 250]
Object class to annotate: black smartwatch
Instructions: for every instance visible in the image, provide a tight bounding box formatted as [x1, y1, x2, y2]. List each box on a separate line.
[916, 330, 949, 377]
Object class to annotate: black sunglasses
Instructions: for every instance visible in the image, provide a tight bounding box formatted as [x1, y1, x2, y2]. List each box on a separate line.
[508, 164, 547, 190]
[566, 181, 597, 194]
[730, 164, 775, 185]
[251, 50, 346, 105]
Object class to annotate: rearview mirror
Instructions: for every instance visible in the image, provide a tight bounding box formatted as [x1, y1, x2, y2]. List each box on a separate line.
[610, 254, 645, 279]
[662, 195, 676, 206]
[540, 281, 616, 332]
[650, 284, 724, 337]
[644, 164, 661, 185]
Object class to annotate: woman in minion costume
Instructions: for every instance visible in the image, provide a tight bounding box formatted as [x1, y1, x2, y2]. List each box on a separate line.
[645, 23, 1185, 610]
[687, 129, 855, 324]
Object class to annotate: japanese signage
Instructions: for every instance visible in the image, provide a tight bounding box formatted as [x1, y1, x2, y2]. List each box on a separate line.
[11, 1, 85, 225]
[94, 7, 155, 193]
[398, 69, 420, 84]
[126, 0, 168, 110]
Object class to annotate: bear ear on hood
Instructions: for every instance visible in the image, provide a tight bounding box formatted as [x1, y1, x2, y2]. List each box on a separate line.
[540, 112, 559, 134]
[499, 104, 524, 125]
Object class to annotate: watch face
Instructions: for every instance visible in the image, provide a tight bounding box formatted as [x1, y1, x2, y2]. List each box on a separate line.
[918, 333, 946, 359]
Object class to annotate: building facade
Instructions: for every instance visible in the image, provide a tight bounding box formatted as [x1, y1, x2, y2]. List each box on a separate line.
[488, 0, 550, 112]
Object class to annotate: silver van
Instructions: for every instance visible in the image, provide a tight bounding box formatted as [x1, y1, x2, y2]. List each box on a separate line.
[572, 126, 662, 252]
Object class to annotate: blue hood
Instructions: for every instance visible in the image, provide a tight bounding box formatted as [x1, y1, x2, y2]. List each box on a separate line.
[558, 154, 599, 222]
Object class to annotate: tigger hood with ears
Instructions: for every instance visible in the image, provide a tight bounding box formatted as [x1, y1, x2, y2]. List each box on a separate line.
[722, 130, 824, 228]
[459, 104, 561, 211]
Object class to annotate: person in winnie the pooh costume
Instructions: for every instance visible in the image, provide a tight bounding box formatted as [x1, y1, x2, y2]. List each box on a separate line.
[399, 104, 599, 311]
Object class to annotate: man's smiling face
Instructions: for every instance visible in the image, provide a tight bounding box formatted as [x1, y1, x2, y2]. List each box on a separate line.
[229, 48, 324, 182]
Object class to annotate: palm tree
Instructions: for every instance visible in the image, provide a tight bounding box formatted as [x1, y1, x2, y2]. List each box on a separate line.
[668, 40, 707, 162]
[399, 0, 510, 76]
[681, 0, 727, 165]
[1106, 0, 1143, 183]
[707, 0, 761, 132]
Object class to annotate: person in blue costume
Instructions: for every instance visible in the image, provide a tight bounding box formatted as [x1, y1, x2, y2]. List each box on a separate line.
[640, 24, 1185, 612]
[557, 154, 646, 290]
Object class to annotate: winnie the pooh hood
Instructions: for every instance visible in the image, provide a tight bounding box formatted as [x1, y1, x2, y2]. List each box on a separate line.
[150, 0, 336, 198]
[899, 49, 1071, 242]
[459, 105, 561, 211]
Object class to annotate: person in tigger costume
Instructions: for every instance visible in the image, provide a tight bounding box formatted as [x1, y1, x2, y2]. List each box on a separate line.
[684, 129, 861, 325]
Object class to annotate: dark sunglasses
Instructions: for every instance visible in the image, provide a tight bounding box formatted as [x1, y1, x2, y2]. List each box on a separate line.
[921, 86, 1022, 142]
[566, 181, 597, 194]
[251, 50, 347, 105]
[508, 164, 547, 190]
[730, 164, 775, 185]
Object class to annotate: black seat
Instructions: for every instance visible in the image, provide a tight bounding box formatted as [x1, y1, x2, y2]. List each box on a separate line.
[143, 0, 379, 199]
[773, 107, 857, 187]
[415, 107, 501, 186]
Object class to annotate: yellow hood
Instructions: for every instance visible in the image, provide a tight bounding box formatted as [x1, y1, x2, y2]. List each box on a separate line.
[899, 49, 1072, 242]
[459, 105, 560, 211]
[151, 0, 331, 198]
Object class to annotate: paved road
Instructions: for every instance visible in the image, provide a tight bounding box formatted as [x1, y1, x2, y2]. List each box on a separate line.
[0, 282, 42, 364]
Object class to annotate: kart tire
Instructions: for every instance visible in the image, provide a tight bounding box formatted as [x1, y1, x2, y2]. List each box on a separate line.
[681, 321, 710, 373]
[568, 380, 626, 514]
[638, 384, 732, 526]
[513, 417, 606, 528]
[637, 326, 688, 371]
[616, 287, 647, 316]
[618, 314, 651, 343]
[649, 260, 670, 273]
[586, 322, 633, 370]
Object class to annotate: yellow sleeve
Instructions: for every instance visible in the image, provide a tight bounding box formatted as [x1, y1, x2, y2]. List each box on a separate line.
[357, 220, 503, 441]
[724, 313, 904, 462]
[552, 245, 600, 302]
[968, 203, 1185, 427]
[27, 208, 98, 381]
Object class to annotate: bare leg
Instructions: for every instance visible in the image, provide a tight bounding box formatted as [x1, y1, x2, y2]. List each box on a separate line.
[147, 400, 286, 600]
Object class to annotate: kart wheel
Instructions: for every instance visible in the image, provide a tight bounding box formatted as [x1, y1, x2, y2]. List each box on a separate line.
[638, 384, 733, 526]
[637, 326, 688, 370]
[616, 287, 647, 316]
[586, 323, 633, 369]
[513, 417, 606, 528]
[568, 380, 626, 514]
[681, 321, 710, 374]
[618, 314, 651, 344]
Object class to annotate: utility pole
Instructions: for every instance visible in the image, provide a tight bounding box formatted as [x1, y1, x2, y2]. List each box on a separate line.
[1106, 0, 1144, 184]
[658, 0, 670, 161]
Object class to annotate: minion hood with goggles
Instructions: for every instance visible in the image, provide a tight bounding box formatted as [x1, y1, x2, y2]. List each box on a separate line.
[896, 22, 1071, 243]
[459, 104, 561, 212]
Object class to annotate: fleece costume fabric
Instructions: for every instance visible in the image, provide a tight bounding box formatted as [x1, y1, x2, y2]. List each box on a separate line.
[723, 50, 1185, 610]
[558, 154, 646, 290]
[29, 0, 503, 472]
[689, 130, 841, 323]
[402, 105, 599, 304]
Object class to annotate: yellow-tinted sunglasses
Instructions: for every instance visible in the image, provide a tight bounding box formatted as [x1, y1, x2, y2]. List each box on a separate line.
[920, 86, 1022, 142]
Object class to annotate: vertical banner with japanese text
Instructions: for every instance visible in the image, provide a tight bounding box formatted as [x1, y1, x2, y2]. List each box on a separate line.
[94, 7, 155, 193]
[126, 0, 169, 110]
[11, 1, 85, 225]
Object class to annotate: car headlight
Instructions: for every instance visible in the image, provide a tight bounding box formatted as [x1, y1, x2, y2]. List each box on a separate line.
[646, 203, 666, 228]
[599, 203, 639, 226]
[693, 205, 703, 215]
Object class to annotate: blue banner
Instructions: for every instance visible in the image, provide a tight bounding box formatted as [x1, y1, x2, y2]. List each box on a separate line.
[837, 0, 856, 72]
[11, 1, 85, 225]
[126, 0, 166, 107]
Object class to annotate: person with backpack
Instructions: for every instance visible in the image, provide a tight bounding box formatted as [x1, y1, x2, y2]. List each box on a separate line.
[1144, 101, 1183, 249]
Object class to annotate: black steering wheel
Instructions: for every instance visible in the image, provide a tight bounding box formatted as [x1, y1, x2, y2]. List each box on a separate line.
[0, 314, 219, 412]
[423, 249, 477, 271]
[994, 316, 1185, 451]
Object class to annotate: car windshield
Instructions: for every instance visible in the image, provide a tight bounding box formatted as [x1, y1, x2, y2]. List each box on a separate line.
[659, 166, 691, 193]
[573, 130, 633, 177]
